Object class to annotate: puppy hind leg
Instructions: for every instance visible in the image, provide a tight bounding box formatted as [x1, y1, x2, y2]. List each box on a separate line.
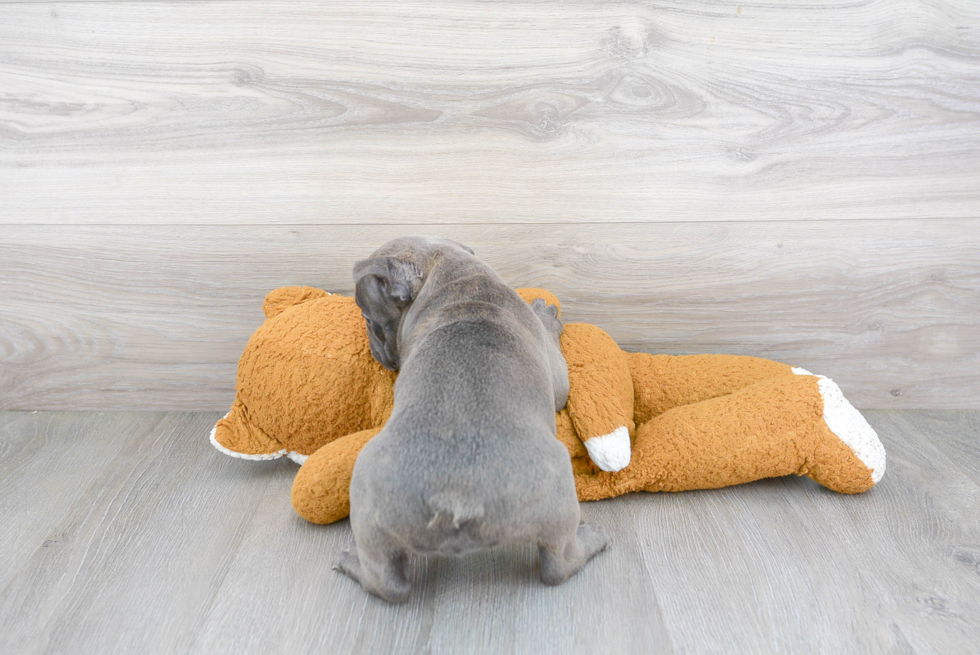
[334, 534, 411, 603]
[530, 297, 563, 340]
[550, 350, 570, 412]
[529, 298, 570, 411]
[538, 521, 612, 586]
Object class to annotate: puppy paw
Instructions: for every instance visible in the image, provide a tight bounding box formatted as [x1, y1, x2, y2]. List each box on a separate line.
[578, 521, 612, 558]
[531, 297, 564, 339]
[333, 548, 363, 584]
[334, 547, 412, 603]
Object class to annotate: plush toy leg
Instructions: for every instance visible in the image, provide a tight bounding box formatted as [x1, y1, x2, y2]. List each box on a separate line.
[574, 373, 885, 500]
[291, 428, 382, 524]
[561, 323, 636, 473]
[789, 368, 886, 491]
[628, 352, 795, 425]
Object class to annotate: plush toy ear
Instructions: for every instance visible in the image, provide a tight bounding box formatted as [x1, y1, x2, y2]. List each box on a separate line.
[262, 286, 331, 319]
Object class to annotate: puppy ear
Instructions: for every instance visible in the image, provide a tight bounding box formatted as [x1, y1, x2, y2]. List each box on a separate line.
[352, 256, 420, 306]
[450, 240, 475, 255]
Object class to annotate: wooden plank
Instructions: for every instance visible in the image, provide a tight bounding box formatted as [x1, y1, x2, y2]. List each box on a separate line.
[422, 499, 672, 654]
[2, 220, 978, 410]
[194, 474, 671, 653]
[1, 1, 979, 224]
[0, 412, 280, 655]
[791, 410, 980, 652]
[195, 479, 669, 653]
[189, 460, 439, 654]
[0, 412, 158, 593]
[2, 411, 979, 653]
[628, 479, 896, 652]
[874, 409, 980, 483]
[629, 411, 980, 653]
[0, 411, 672, 654]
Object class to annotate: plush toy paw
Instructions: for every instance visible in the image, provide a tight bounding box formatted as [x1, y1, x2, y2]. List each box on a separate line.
[793, 367, 886, 489]
[582, 427, 632, 472]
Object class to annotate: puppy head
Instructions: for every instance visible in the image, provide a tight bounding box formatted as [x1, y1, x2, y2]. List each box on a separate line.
[353, 237, 475, 370]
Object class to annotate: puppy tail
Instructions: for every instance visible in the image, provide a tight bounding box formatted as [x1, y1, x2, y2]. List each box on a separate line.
[426, 493, 484, 531]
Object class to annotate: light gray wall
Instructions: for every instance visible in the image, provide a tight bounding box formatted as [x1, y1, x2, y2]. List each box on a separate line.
[1, 1, 978, 410]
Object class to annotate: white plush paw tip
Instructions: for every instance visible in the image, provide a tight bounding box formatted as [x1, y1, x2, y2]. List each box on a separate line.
[817, 377, 887, 483]
[583, 427, 632, 472]
[792, 367, 886, 483]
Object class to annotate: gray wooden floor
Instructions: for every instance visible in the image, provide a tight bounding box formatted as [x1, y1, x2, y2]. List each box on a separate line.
[0, 411, 977, 653]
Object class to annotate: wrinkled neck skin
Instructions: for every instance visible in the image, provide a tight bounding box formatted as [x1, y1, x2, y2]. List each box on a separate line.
[383, 244, 532, 374]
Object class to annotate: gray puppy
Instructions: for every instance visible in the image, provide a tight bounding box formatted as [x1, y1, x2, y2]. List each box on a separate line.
[336, 236, 611, 602]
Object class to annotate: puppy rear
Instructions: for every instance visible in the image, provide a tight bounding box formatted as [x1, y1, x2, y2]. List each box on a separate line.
[426, 492, 486, 555]
[336, 237, 610, 602]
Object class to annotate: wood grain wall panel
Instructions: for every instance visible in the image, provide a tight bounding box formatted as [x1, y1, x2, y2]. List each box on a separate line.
[1, 220, 977, 410]
[1, 1, 978, 224]
[0, 1, 977, 410]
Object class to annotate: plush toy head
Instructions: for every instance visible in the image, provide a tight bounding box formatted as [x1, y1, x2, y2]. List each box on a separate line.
[210, 287, 396, 463]
[210, 287, 580, 464]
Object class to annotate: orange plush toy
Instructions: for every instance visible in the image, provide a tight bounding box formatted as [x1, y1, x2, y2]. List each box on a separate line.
[210, 286, 886, 524]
